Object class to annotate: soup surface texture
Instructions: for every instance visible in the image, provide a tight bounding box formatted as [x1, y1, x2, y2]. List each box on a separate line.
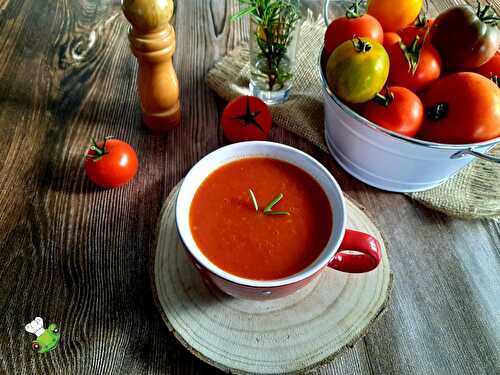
[189, 157, 333, 280]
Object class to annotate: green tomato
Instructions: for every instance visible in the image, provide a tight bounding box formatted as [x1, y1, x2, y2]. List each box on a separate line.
[326, 37, 390, 104]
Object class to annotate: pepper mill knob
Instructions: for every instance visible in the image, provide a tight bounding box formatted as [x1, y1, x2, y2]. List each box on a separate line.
[122, 0, 181, 131]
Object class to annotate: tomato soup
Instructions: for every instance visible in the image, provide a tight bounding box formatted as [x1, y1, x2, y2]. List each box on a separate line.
[189, 157, 333, 280]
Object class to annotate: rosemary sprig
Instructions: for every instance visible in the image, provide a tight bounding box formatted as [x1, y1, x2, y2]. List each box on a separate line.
[248, 190, 290, 216]
[232, 0, 301, 91]
[263, 193, 284, 212]
[264, 210, 290, 216]
[248, 189, 259, 211]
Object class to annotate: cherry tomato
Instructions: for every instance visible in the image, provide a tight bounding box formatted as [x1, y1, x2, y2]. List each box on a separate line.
[326, 38, 390, 104]
[430, 4, 500, 69]
[324, 1, 383, 57]
[418, 72, 500, 144]
[383, 32, 401, 50]
[367, 0, 423, 32]
[359, 86, 424, 137]
[475, 51, 500, 86]
[399, 17, 433, 45]
[387, 36, 441, 93]
[85, 137, 139, 188]
[221, 96, 272, 143]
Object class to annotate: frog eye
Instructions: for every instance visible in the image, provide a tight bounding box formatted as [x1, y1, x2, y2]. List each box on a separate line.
[48, 323, 59, 333]
[32, 341, 40, 351]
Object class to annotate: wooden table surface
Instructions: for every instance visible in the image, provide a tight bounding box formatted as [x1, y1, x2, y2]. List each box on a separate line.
[1, 0, 499, 374]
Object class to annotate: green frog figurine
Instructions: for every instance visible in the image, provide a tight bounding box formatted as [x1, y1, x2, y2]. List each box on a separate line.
[25, 317, 60, 353]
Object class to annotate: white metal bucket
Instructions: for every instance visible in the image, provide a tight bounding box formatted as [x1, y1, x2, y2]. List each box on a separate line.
[319, 60, 500, 193]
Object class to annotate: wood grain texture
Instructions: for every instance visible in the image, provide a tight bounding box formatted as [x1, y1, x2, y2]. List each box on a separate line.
[153, 183, 392, 374]
[0, 0, 498, 374]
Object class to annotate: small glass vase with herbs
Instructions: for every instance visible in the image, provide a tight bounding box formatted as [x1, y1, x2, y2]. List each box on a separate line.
[233, 0, 302, 104]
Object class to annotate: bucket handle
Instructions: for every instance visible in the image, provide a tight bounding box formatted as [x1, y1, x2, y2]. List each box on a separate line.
[451, 149, 500, 164]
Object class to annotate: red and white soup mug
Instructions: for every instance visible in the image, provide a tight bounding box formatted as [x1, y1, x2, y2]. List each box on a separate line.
[176, 141, 382, 300]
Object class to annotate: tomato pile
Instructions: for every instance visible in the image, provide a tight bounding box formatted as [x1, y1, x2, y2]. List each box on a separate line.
[324, 0, 500, 144]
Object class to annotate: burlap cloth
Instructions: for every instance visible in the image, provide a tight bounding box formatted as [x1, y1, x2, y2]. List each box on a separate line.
[206, 16, 500, 220]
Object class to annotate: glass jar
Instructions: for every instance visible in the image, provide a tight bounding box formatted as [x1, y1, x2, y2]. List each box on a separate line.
[248, 0, 302, 105]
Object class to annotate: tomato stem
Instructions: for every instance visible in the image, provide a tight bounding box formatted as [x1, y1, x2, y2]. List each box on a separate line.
[476, 1, 500, 25]
[374, 89, 395, 107]
[491, 75, 499, 87]
[352, 37, 372, 53]
[230, 96, 265, 133]
[345, 0, 363, 19]
[426, 103, 449, 121]
[399, 36, 422, 75]
[86, 136, 113, 161]
[415, 15, 427, 28]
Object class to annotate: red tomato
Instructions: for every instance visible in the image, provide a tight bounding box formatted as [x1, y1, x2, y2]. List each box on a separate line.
[383, 32, 401, 50]
[359, 86, 424, 137]
[387, 36, 441, 92]
[475, 51, 500, 85]
[324, 1, 383, 57]
[399, 17, 433, 45]
[430, 4, 500, 69]
[85, 137, 139, 188]
[221, 96, 272, 143]
[418, 72, 500, 144]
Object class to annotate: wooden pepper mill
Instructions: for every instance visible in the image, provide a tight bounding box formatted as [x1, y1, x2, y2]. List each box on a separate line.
[122, 0, 181, 131]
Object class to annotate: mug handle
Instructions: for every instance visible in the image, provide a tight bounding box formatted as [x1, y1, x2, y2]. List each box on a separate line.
[328, 229, 382, 273]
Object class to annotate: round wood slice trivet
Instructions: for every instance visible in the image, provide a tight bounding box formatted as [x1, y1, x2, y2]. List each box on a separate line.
[151, 183, 393, 374]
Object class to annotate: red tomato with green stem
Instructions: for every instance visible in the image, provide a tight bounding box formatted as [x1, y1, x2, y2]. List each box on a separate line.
[359, 86, 424, 137]
[418, 72, 500, 144]
[85, 137, 139, 188]
[324, 0, 383, 57]
[387, 36, 442, 93]
[399, 16, 433, 45]
[475, 50, 500, 86]
[221, 96, 272, 143]
[430, 3, 500, 69]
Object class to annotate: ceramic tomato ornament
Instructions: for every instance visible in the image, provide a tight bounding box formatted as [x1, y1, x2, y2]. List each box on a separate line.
[359, 86, 424, 137]
[419, 72, 500, 144]
[326, 37, 390, 104]
[367, 0, 423, 32]
[324, 0, 383, 58]
[430, 3, 500, 69]
[85, 137, 139, 188]
[387, 36, 441, 93]
[221, 96, 272, 143]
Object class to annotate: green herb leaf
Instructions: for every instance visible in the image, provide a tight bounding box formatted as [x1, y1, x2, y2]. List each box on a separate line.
[248, 189, 259, 212]
[231, 6, 256, 21]
[232, 0, 301, 91]
[264, 211, 290, 216]
[263, 193, 284, 212]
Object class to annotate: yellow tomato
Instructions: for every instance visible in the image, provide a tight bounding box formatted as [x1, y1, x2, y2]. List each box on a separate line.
[326, 38, 390, 104]
[367, 0, 423, 32]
